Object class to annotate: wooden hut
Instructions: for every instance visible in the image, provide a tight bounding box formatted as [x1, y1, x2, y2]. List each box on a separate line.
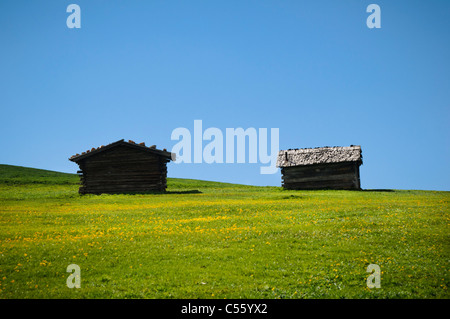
[69, 139, 174, 194]
[276, 145, 362, 190]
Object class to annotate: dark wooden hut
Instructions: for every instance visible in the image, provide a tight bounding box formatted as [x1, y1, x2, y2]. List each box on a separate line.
[276, 145, 362, 190]
[69, 139, 174, 194]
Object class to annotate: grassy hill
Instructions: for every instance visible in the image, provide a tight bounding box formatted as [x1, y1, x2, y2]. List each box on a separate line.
[0, 164, 448, 299]
[0, 164, 79, 185]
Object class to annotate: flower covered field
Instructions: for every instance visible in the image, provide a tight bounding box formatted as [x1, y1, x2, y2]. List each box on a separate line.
[0, 164, 448, 299]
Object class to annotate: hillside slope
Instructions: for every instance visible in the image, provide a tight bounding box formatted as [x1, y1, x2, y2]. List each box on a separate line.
[0, 164, 79, 185]
[0, 164, 448, 299]
[0, 164, 253, 190]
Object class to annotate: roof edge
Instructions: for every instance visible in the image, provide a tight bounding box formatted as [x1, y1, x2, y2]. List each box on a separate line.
[69, 139, 173, 162]
[276, 145, 362, 168]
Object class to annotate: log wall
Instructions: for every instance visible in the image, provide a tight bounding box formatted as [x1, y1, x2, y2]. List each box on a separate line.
[281, 162, 361, 190]
[76, 145, 169, 194]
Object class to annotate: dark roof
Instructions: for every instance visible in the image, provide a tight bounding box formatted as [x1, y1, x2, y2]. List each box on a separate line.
[276, 145, 362, 168]
[69, 139, 174, 162]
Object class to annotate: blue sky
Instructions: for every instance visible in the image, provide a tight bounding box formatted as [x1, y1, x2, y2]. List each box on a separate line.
[0, 1, 449, 190]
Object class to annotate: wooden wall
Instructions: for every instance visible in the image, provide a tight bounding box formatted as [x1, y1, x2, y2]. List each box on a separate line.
[76, 145, 169, 194]
[281, 162, 361, 190]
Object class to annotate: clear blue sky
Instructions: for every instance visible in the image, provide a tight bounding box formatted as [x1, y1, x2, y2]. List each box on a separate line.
[0, 1, 449, 190]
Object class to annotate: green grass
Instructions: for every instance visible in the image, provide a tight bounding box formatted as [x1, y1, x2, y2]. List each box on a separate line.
[0, 164, 448, 299]
[0, 164, 78, 185]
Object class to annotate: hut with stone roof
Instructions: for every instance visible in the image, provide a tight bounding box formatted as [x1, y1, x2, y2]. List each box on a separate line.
[276, 145, 362, 190]
[69, 139, 174, 194]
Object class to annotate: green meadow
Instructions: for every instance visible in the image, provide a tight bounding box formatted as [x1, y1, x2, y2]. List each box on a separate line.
[0, 164, 448, 299]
